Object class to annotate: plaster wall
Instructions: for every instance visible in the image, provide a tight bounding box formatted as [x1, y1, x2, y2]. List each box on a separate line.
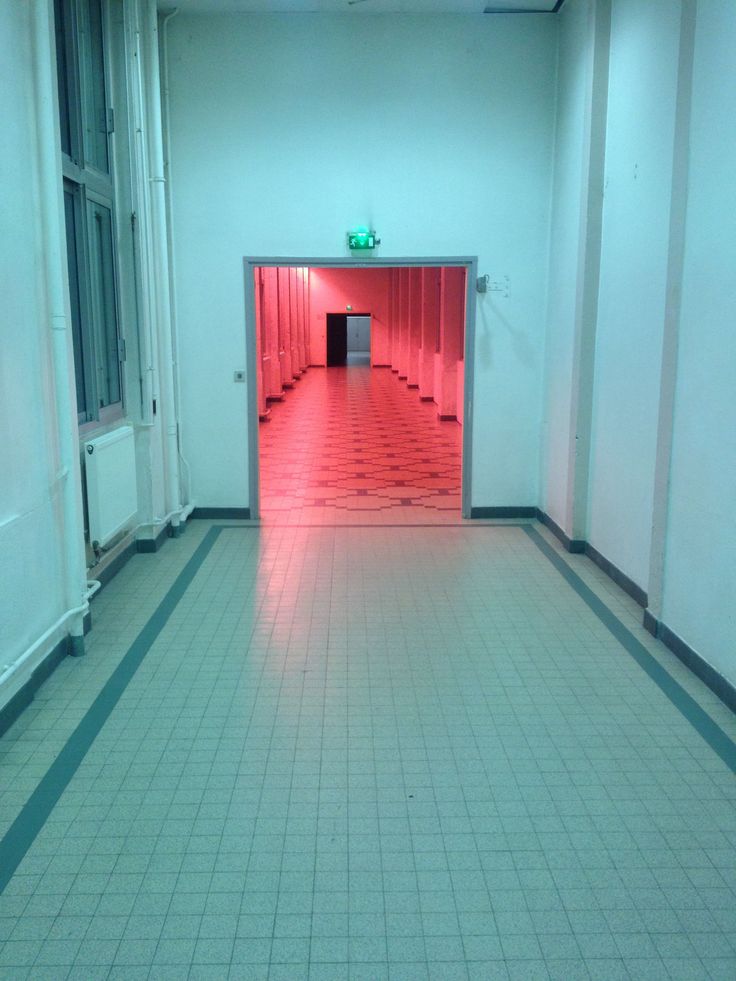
[540, 0, 589, 529]
[0, 2, 74, 694]
[586, 0, 681, 591]
[308, 268, 392, 367]
[661, 0, 736, 683]
[167, 13, 557, 509]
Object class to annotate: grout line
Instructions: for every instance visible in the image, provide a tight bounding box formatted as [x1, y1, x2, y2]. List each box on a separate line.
[524, 524, 736, 773]
[4, 519, 732, 906]
[0, 527, 223, 895]
[249, 522, 531, 529]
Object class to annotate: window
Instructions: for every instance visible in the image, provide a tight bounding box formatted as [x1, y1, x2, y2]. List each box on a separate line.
[55, 0, 123, 425]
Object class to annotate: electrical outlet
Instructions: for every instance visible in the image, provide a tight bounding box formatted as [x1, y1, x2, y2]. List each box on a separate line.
[233, 370, 246, 382]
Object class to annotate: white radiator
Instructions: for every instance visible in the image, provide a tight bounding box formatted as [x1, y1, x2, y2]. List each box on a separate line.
[84, 426, 138, 547]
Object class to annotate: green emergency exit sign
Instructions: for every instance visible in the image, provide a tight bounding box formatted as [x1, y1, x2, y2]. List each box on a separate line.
[348, 229, 377, 250]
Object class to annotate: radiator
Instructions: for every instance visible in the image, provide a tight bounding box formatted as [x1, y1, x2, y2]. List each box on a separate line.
[84, 426, 138, 547]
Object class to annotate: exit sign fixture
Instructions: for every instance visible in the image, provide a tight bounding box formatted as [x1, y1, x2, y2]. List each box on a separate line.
[348, 228, 379, 250]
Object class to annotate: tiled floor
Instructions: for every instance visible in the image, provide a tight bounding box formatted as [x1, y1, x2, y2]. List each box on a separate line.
[259, 366, 462, 524]
[0, 521, 735, 981]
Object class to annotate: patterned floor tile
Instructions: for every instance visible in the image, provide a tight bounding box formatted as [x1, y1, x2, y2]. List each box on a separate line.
[260, 366, 462, 524]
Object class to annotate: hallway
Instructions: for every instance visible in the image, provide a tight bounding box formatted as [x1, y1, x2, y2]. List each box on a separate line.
[259, 366, 463, 524]
[1, 520, 734, 980]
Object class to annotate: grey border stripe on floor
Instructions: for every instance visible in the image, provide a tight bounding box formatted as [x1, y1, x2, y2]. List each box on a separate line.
[524, 525, 736, 773]
[2, 522, 734, 899]
[0, 526, 223, 895]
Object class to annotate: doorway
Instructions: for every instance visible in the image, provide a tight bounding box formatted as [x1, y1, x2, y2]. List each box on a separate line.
[326, 313, 347, 366]
[347, 315, 371, 365]
[244, 257, 477, 521]
[326, 312, 372, 366]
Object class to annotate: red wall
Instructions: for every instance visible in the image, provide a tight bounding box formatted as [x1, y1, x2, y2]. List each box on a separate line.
[308, 268, 392, 366]
[254, 264, 465, 424]
[254, 266, 309, 417]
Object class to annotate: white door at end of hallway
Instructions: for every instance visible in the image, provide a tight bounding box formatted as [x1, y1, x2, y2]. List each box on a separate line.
[347, 315, 370, 353]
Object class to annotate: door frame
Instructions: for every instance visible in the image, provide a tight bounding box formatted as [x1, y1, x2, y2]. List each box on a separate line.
[326, 312, 348, 366]
[243, 256, 478, 520]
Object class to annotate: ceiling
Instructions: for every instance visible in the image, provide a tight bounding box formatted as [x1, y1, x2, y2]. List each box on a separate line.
[168, 1, 562, 14]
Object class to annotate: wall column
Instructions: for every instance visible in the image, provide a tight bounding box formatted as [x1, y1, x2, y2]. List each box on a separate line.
[398, 267, 410, 379]
[420, 268, 440, 400]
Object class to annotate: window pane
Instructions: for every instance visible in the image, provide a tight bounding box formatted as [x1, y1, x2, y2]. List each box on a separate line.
[54, 0, 73, 157]
[82, 0, 109, 173]
[63, 188, 90, 420]
[88, 202, 121, 407]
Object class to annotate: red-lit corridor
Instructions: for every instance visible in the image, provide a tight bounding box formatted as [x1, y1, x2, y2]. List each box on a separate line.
[259, 365, 462, 525]
[255, 264, 467, 525]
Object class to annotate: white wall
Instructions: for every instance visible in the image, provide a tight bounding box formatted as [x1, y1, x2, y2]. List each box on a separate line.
[0, 1, 74, 691]
[541, 0, 736, 686]
[540, 0, 589, 529]
[0, 0, 178, 716]
[661, 0, 736, 681]
[167, 13, 557, 510]
[586, 0, 681, 590]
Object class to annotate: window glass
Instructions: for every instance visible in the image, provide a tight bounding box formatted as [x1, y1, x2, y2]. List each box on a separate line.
[82, 0, 109, 173]
[88, 201, 121, 407]
[54, 0, 73, 157]
[54, 0, 124, 423]
[64, 188, 90, 420]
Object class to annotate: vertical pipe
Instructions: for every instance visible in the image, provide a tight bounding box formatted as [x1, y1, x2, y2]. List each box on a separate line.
[147, 0, 182, 532]
[32, 0, 88, 650]
[130, 6, 159, 424]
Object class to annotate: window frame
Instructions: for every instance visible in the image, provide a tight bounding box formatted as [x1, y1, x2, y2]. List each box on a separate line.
[55, 0, 125, 432]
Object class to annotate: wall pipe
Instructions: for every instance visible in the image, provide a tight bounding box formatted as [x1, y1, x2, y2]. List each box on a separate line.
[130, 8, 159, 427]
[146, 0, 182, 534]
[159, 6, 193, 508]
[31, 0, 89, 656]
[0, 580, 100, 692]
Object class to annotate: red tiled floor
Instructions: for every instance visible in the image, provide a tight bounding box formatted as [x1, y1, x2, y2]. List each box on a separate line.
[259, 365, 462, 524]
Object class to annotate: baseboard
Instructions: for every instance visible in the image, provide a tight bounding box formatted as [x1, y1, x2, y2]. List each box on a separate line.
[191, 507, 251, 520]
[0, 635, 69, 740]
[643, 613, 736, 714]
[584, 542, 648, 608]
[535, 509, 646, 603]
[1, 513, 189, 737]
[100, 537, 137, 575]
[535, 509, 585, 553]
[136, 522, 170, 554]
[471, 506, 537, 519]
[643, 608, 658, 636]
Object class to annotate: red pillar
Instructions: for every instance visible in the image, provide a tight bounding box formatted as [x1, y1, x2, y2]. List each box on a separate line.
[420, 268, 440, 401]
[398, 268, 410, 379]
[437, 267, 466, 420]
[407, 268, 422, 388]
[277, 267, 294, 387]
[262, 268, 282, 401]
[390, 269, 400, 372]
[304, 268, 311, 366]
[254, 268, 266, 417]
[298, 268, 308, 371]
[290, 267, 299, 376]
